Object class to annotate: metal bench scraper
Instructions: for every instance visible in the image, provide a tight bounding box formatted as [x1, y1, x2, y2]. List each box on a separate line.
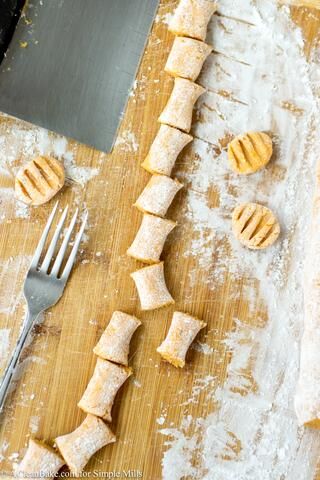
[0, 0, 159, 152]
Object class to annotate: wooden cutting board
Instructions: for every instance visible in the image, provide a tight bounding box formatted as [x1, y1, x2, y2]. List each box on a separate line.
[0, 1, 319, 478]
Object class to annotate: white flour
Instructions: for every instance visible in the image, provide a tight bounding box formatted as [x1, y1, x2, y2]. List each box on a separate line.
[159, 1, 320, 479]
[114, 129, 139, 153]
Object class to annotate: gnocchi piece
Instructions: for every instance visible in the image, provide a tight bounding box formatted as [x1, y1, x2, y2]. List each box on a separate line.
[158, 78, 205, 133]
[55, 414, 115, 476]
[134, 174, 183, 218]
[142, 125, 193, 176]
[14, 439, 64, 478]
[169, 0, 217, 41]
[93, 311, 141, 366]
[228, 132, 273, 175]
[130, 262, 174, 311]
[157, 311, 206, 368]
[232, 203, 280, 250]
[127, 213, 176, 264]
[165, 37, 212, 81]
[78, 358, 132, 422]
[15, 156, 65, 205]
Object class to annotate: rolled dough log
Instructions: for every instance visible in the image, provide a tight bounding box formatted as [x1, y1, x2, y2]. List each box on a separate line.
[295, 165, 320, 428]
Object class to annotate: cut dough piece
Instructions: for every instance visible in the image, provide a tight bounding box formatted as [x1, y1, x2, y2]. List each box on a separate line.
[93, 311, 141, 366]
[15, 156, 65, 205]
[55, 414, 115, 475]
[142, 125, 193, 176]
[159, 78, 205, 133]
[228, 132, 273, 175]
[295, 172, 320, 427]
[14, 438, 64, 478]
[165, 37, 212, 81]
[131, 262, 174, 311]
[78, 358, 132, 422]
[232, 203, 280, 250]
[127, 213, 176, 264]
[169, 0, 217, 41]
[157, 311, 206, 368]
[134, 174, 183, 218]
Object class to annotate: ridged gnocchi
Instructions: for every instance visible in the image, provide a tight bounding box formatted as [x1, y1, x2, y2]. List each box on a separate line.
[232, 203, 280, 250]
[15, 156, 65, 205]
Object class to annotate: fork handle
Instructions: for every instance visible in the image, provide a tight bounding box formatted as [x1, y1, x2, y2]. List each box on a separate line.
[0, 310, 39, 412]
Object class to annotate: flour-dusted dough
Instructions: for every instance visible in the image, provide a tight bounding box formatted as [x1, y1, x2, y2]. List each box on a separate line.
[134, 174, 183, 218]
[157, 311, 206, 367]
[232, 203, 280, 250]
[295, 167, 320, 427]
[165, 36, 212, 81]
[55, 414, 115, 475]
[14, 438, 64, 478]
[15, 156, 65, 205]
[78, 358, 132, 422]
[228, 132, 273, 175]
[127, 213, 176, 264]
[131, 262, 174, 310]
[93, 311, 141, 366]
[142, 125, 193, 176]
[159, 78, 205, 133]
[169, 0, 217, 41]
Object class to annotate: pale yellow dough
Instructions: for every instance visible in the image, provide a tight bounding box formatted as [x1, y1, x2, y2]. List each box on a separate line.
[142, 124, 193, 176]
[165, 36, 212, 81]
[93, 311, 141, 366]
[169, 0, 217, 41]
[232, 203, 280, 250]
[127, 213, 176, 264]
[134, 174, 183, 218]
[228, 132, 273, 175]
[14, 438, 64, 479]
[130, 262, 174, 311]
[157, 311, 206, 367]
[158, 77, 205, 133]
[15, 156, 65, 205]
[78, 358, 132, 421]
[55, 414, 115, 475]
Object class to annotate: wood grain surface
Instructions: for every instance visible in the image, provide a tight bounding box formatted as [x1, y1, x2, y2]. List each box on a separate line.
[0, 1, 319, 479]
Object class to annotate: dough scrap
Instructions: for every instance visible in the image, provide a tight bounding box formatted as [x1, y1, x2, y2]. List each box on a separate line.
[232, 203, 280, 250]
[228, 132, 273, 175]
[159, 77, 205, 133]
[15, 156, 65, 205]
[169, 0, 217, 41]
[142, 124, 192, 176]
[157, 311, 206, 367]
[127, 213, 176, 264]
[131, 262, 174, 311]
[165, 36, 212, 81]
[78, 358, 132, 422]
[55, 414, 115, 475]
[134, 174, 183, 218]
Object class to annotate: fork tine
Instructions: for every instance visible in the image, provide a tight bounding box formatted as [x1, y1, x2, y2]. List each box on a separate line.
[40, 205, 69, 273]
[30, 201, 59, 269]
[51, 208, 79, 277]
[60, 211, 88, 282]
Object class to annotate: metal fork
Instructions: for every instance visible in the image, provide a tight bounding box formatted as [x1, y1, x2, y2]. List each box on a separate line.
[0, 202, 88, 411]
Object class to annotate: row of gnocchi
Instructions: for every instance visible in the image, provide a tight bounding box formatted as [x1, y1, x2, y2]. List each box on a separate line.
[15, 0, 216, 476]
[128, 0, 216, 337]
[17, 309, 205, 475]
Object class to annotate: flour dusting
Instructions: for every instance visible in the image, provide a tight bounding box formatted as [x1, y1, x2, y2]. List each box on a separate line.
[114, 129, 139, 153]
[0, 122, 99, 223]
[160, 1, 320, 479]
